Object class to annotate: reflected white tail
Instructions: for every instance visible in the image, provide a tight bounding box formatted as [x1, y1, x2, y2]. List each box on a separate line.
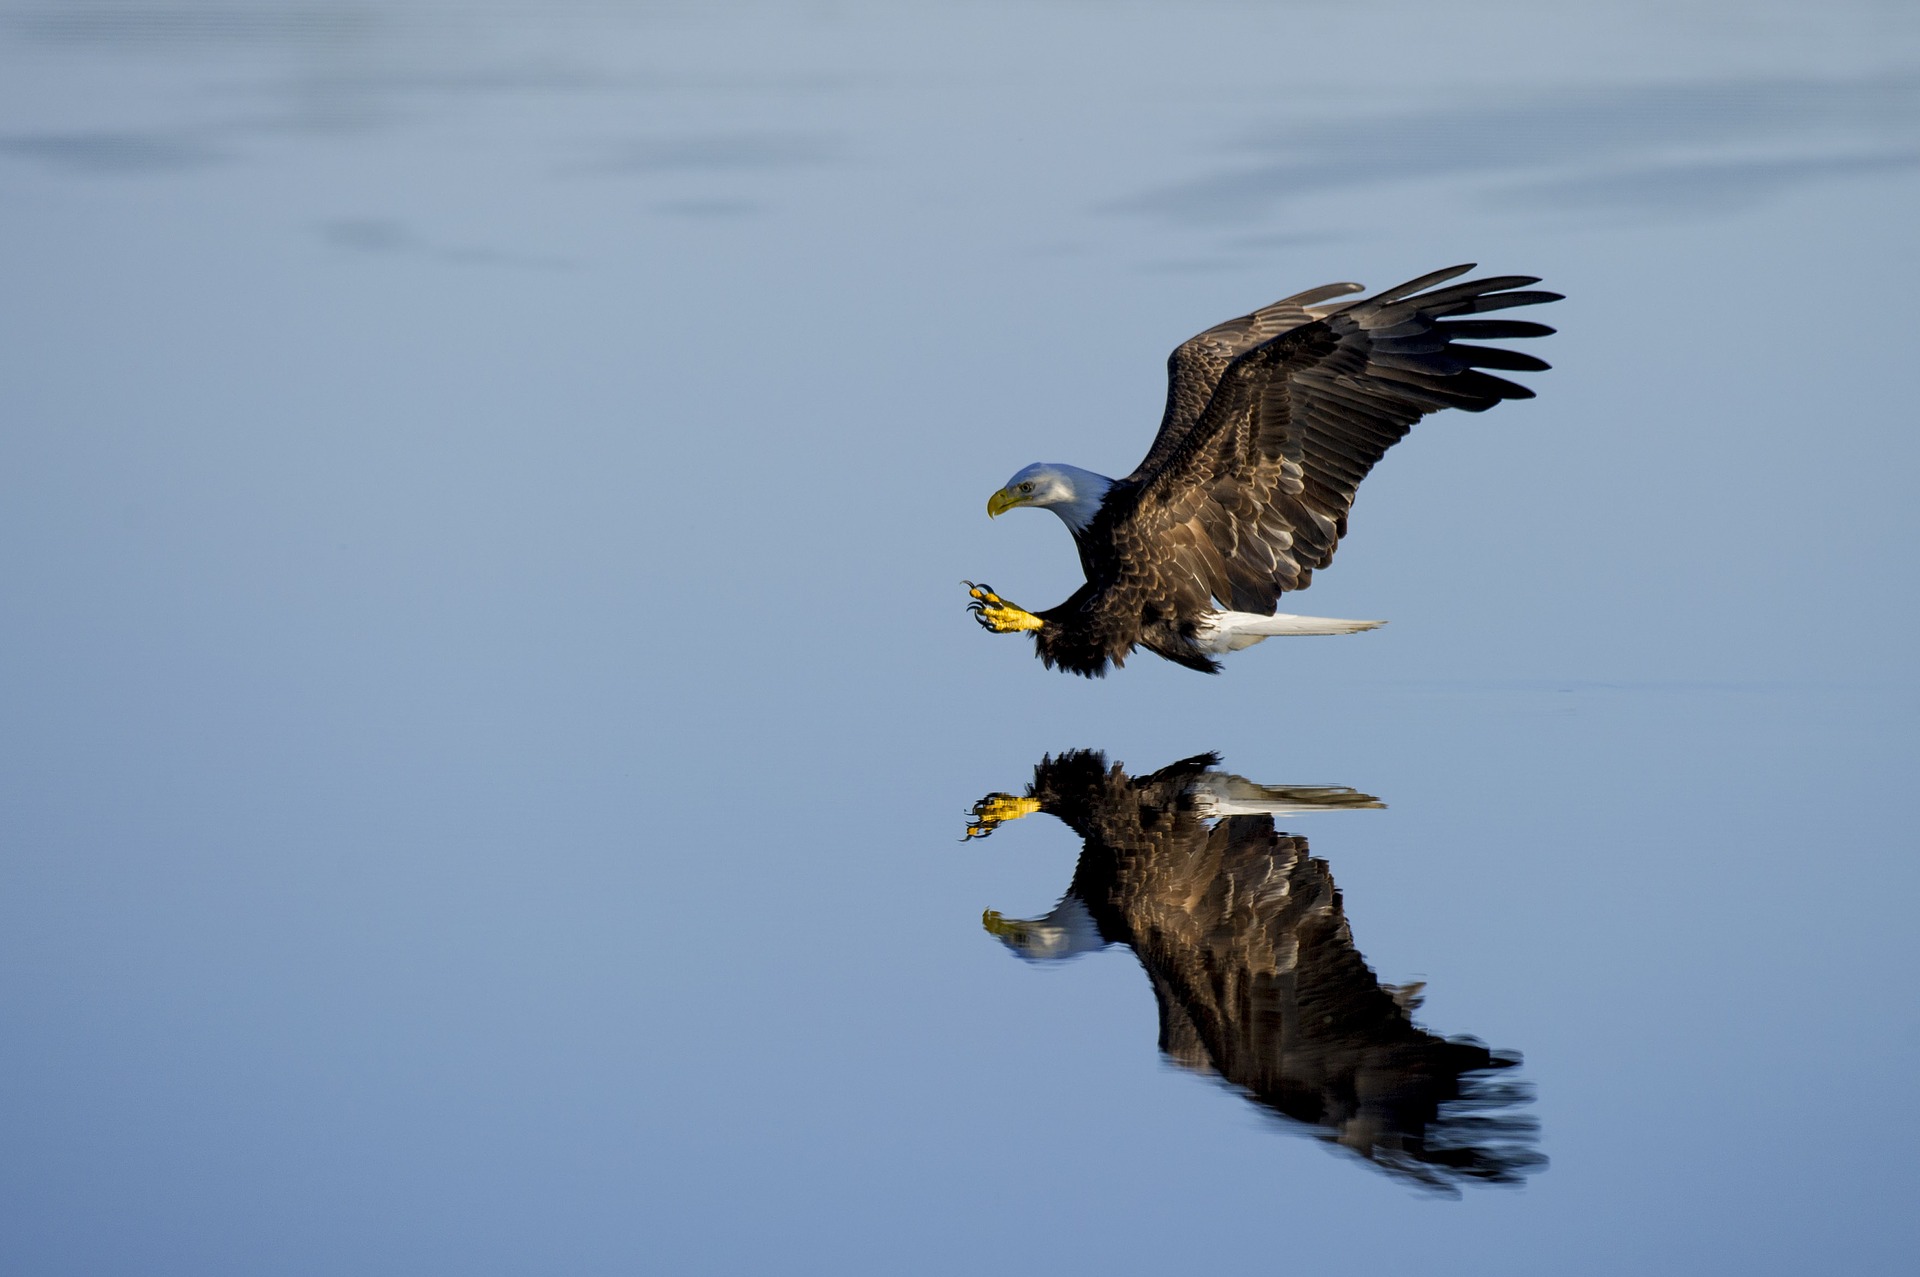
[1189, 774, 1385, 817]
[1194, 610, 1385, 653]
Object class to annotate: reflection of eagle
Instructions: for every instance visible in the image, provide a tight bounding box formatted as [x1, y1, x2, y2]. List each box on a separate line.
[973, 750, 1543, 1191]
[965, 266, 1558, 675]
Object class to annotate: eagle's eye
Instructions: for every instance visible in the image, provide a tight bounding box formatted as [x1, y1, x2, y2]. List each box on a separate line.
[1019, 481, 1034, 493]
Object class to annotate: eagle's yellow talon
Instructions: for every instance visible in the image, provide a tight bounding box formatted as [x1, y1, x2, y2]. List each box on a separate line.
[984, 606, 1042, 633]
[963, 581, 1043, 634]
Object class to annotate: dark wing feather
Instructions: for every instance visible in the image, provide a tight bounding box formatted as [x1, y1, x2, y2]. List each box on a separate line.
[1136, 280, 1366, 481]
[1121, 266, 1560, 613]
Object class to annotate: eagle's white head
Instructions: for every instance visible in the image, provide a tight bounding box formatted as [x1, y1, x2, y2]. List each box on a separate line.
[987, 462, 1113, 534]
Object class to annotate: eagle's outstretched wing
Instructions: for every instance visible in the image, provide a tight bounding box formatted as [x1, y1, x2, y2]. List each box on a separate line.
[1138, 279, 1366, 478]
[1118, 265, 1559, 613]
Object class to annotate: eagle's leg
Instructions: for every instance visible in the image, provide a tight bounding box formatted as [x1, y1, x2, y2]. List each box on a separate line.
[963, 581, 1043, 634]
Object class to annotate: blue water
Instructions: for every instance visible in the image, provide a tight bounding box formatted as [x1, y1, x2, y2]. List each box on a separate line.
[3, 2, 1917, 1272]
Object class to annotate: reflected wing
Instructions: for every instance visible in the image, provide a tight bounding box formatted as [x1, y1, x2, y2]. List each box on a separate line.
[1120, 266, 1559, 611]
[1122, 816, 1544, 1189]
[1008, 749, 1543, 1190]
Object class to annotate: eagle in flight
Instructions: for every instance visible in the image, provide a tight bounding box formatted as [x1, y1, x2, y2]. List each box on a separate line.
[966, 265, 1559, 675]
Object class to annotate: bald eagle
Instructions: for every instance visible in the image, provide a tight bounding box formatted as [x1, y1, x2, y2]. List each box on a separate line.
[966, 265, 1559, 675]
[970, 750, 1544, 1190]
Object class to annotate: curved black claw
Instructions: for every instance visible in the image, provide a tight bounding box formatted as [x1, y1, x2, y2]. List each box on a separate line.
[963, 580, 998, 630]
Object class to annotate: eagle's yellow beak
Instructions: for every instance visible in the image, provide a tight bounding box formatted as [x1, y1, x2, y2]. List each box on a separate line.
[986, 487, 1021, 518]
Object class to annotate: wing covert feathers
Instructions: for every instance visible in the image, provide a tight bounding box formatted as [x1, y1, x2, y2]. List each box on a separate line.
[1031, 268, 1558, 676]
[1125, 265, 1558, 603]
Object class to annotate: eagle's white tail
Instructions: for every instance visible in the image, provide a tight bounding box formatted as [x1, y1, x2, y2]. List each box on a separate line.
[1195, 610, 1385, 653]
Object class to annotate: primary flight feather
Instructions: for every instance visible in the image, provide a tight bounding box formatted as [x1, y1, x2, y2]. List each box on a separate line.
[966, 264, 1560, 676]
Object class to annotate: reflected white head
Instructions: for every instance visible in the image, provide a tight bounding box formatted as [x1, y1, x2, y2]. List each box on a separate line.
[981, 895, 1108, 963]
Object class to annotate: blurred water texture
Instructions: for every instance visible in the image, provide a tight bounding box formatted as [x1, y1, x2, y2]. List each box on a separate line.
[2, 2, 1917, 1273]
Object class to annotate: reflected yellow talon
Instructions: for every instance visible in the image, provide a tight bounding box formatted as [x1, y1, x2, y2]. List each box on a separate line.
[963, 792, 1041, 840]
[976, 794, 1040, 823]
[962, 580, 1044, 634]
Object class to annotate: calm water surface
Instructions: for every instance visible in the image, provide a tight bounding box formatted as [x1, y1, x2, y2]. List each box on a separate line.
[3, 2, 1917, 1273]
